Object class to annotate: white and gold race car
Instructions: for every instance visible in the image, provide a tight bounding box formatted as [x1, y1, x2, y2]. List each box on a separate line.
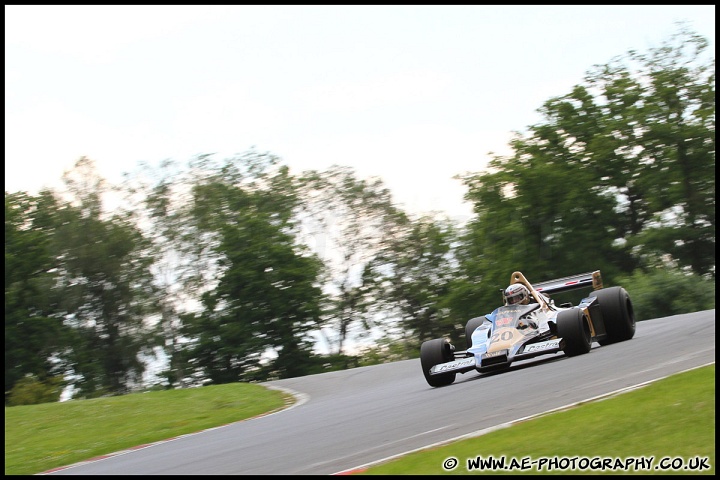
[420, 270, 635, 387]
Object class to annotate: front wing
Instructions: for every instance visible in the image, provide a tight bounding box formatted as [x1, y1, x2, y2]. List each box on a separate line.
[428, 338, 563, 376]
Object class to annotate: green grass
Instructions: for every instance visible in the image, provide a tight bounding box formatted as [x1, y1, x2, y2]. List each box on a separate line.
[4, 383, 293, 475]
[355, 364, 715, 475]
[4, 365, 715, 476]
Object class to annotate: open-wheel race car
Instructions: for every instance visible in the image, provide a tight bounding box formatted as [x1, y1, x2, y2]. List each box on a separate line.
[420, 270, 635, 387]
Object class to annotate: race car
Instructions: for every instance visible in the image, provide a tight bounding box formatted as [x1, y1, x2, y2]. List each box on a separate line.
[420, 270, 635, 387]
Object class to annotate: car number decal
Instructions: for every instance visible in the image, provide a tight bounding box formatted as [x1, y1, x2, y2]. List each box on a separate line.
[430, 357, 475, 374]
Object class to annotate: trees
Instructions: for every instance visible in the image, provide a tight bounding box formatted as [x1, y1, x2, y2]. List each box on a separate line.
[125, 156, 222, 389]
[5, 157, 160, 401]
[365, 215, 459, 348]
[51, 157, 160, 397]
[170, 152, 326, 383]
[615, 268, 715, 321]
[296, 166, 409, 356]
[532, 25, 714, 277]
[5, 191, 67, 402]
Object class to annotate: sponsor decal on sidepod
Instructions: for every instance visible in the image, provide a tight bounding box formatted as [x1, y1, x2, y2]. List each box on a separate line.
[522, 339, 561, 354]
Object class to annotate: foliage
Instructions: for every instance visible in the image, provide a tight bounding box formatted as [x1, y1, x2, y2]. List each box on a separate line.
[6, 158, 161, 401]
[6, 374, 63, 406]
[354, 336, 419, 366]
[365, 215, 460, 345]
[616, 268, 715, 321]
[296, 165, 410, 357]
[5, 191, 69, 402]
[533, 24, 714, 277]
[51, 157, 160, 398]
[122, 155, 234, 389]
[176, 152, 325, 383]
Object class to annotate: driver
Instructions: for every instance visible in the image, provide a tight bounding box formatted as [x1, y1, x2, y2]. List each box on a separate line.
[504, 283, 530, 306]
[504, 283, 540, 329]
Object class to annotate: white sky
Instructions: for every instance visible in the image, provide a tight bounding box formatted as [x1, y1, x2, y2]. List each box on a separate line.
[5, 5, 716, 221]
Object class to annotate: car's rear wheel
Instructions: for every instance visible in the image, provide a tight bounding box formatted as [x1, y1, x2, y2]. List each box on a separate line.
[420, 338, 456, 387]
[591, 286, 635, 345]
[465, 316, 486, 350]
[557, 308, 592, 356]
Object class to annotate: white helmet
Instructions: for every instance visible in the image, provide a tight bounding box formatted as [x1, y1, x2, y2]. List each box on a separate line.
[504, 284, 529, 305]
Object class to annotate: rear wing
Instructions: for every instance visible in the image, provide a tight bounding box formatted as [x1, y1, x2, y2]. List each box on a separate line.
[532, 270, 603, 295]
[509, 270, 603, 305]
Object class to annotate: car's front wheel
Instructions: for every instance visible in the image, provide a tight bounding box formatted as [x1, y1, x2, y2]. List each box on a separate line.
[557, 308, 592, 356]
[420, 338, 456, 387]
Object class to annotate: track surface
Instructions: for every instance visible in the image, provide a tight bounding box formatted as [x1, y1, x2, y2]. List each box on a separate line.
[46, 310, 715, 475]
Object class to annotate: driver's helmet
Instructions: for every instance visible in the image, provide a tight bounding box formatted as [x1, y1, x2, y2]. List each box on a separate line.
[504, 284, 530, 305]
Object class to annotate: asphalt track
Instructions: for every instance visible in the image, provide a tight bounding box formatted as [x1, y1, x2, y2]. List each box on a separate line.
[44, 310, 715, 475]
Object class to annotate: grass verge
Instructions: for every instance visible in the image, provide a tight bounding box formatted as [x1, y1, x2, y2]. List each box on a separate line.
[4, 365, 714, 476]
[354, 364, 715, 475]
[4, 382, 293, 475]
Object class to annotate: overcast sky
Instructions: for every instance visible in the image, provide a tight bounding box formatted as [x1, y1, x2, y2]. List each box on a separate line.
[5, 5, 716, 220]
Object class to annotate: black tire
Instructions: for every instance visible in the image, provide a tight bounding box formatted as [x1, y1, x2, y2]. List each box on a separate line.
[590, 286, 636, 345]
[465, 316, 486, 350]
[420, 338, 456, 387]
[557, 308, 591, 357]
